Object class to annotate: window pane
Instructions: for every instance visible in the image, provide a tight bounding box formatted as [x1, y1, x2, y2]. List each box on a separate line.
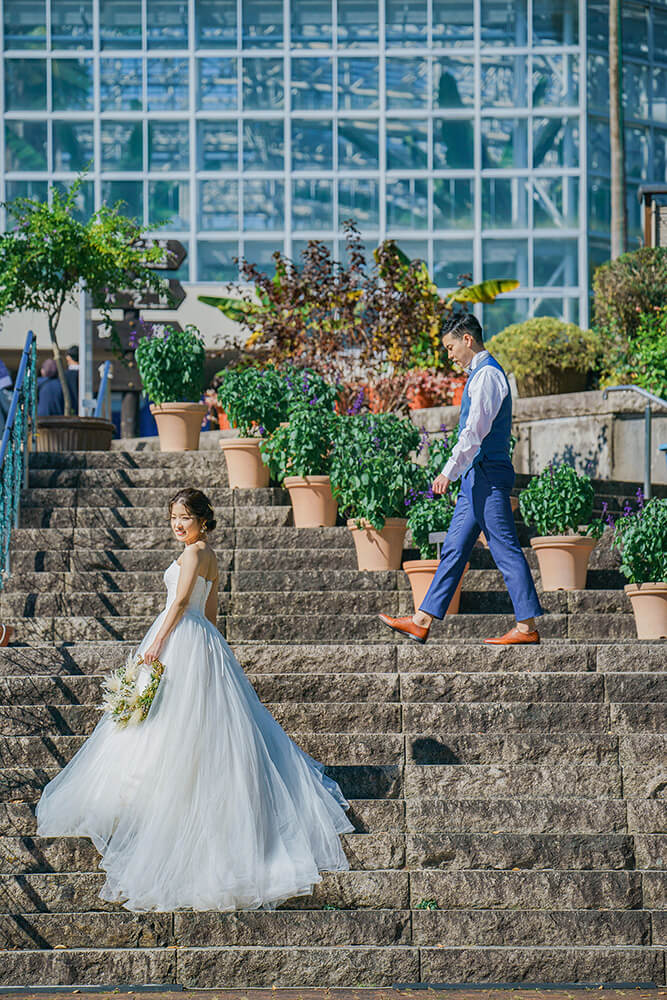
[147, 59, 189, 110]
[433, 177, 474, 229]
[432, 0, 473, 45]
[243, 241, 283, 273]
[533, 53, 579, 107]
[588, 178, 610, 232]
[386, 178, 428, 229]
[291, 120, 333, 170]
[532, 176, 579, 228]
[338, 120, 379, 169]
[293, 239, 334, 263]
[623, 62, 649, 119]
[655, 10, 667, 64]
[481, 0, 527, 46]
[5, 120, 47, 171]
[53, 120, 94, 171]
[338, 178, 379, 228]
[292, 179, 333, 230]
[199, 179, 239, 230]
[481, 117, 528, 168]
[433, 118, 474, 168]
[243, 58, 284, 110]
[481, 55, 528, 108]
[51, 0, 93, 48]
[146, 0, 188, 48]
[148, 179, 190, 229]
[482, 177, 529, 228]
[149, 121, 190, 171]
[483, 238, 529, 284]
[387, 119, 427, 169]
[102, 180, 143, 221]
[197, 121, 238, 170]
[243, 179, 284, 230]
[483, 297, 529, 332]
[292, 57, 333, 110]
[52, 58, 93, 110]
[433, 57, 474, 109]
[587, 54, 608, 114]
[100, 0, 142, 48]
[53, 179, 94, 221]
[101, 121, 143, 170]
[338, 57, 378, 110]
[386, 58, 427, 109]
[625, 125, 650, 179]
[337, 0, 378, 45]
[101, 58, 143, 110]
[3, 0, 45, 48]
[534, 236, 578, 286]
[534, 298, 579, 324]
[4, 59, 46, 110]
[587, 0, 607, 53]
[622, 3, 648, 59]
[198, 241, 238, 282]
[434, 240, 474, 290]
[588, 118, 609, 172]
[198, 57, 238, 110]
[533, 0, 578, 45]
[243, 120, 284, 170]
[291, 0, 331, 46]
[5, 180, 48, 213]
[655, 129, 667, 183]
[533, 116, 579, 169]
[386, 0, 426, 46]
[196, 0, 236, 46]
[242, 0, 283, 47]
[652, 68, 667, 124]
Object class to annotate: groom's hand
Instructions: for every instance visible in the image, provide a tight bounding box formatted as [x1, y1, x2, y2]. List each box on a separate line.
[432, 474, 450, 494]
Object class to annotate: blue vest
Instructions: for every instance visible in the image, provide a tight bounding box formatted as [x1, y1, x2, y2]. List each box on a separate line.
[458, 353, 513, 472]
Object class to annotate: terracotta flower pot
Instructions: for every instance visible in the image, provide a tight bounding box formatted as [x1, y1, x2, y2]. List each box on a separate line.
[150, 402, 208, 452]
[403, 559, 469, 614]
[284, 475, 338, 527]
[215, 405, 231, 430]
[530, 534, 596, 591]
[624, 583, 667, 640]
[478, 496, 520, 548]
[407, 388, 437, 410]
[347, 518, 407, 571]
[220, 437, 270, 489]
[36, 416, 115, 452]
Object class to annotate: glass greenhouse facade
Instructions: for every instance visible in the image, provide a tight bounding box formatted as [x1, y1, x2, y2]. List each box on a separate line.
[2, 0, 666, 331]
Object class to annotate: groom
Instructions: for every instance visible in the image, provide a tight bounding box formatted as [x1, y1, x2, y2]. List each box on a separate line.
[379, 312, 543, 645]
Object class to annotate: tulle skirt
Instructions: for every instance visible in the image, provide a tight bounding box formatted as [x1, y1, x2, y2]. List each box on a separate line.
[36, 608, 354, 912]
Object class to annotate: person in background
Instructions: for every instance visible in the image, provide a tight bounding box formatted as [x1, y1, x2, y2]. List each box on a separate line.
[37, 358, 65, 417]
[65, 345, 80, 414]
[0, 361, 14, 437]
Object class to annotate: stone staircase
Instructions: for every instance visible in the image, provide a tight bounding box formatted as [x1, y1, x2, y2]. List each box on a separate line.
[0, 449, 664, 987]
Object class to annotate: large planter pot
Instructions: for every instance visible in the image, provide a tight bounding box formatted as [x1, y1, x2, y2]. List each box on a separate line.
[284, 475, 338, 528]
[530, 534, 596, 591]
[479, 496, 520, 548]
[403, 559, 469, 614]
[624, 583, 667, 640]
[347, 518, 407, 571]
[220, 437, 270, 489]
[36, 416, 115, 452]
[150, 402, 208, 452]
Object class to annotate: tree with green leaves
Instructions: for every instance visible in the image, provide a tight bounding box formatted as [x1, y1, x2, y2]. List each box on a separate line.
[0, 178, 168, 415]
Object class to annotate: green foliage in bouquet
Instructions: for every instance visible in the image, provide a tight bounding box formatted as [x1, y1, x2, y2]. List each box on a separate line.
[612, 496, 667, 584]
[519, 463, 603, 538]
[134, 324, 206, 405]
[260, 404, 339, 481]
[100, 653, 165, 729]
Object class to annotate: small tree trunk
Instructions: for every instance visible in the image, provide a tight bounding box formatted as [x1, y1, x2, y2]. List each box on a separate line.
[48, 317, 75, 417]
[609, 0, 627, 259]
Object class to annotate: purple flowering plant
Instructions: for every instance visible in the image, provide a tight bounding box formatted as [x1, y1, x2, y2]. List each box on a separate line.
[612, 494, 667, 584]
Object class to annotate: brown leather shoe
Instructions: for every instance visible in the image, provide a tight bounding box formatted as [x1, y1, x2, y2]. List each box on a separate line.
[484, 626, 540, 646]
[378, 613, 429, 644]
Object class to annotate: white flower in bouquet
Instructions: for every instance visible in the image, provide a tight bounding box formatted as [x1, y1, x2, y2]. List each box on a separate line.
[99, 650, 166, 729]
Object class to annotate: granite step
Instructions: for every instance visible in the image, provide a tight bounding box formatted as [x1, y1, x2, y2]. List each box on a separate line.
[27, 467, 230, 489]
[22, 486, 287, 508]
[19, 505, 294, 529]
[29, 451, 232, 471]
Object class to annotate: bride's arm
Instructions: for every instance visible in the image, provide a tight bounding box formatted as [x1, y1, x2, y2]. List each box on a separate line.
[143, 547, 203, 664]
[204, 574, 219, 626]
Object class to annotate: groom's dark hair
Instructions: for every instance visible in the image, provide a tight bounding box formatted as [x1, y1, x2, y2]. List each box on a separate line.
[441, 311, 484, 345]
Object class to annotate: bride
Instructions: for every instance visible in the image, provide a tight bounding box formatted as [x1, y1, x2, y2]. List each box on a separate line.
[36, 488, 353, 912]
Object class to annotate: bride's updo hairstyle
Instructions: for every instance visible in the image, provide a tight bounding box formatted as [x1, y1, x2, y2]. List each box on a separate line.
[169, 488, 217, 533]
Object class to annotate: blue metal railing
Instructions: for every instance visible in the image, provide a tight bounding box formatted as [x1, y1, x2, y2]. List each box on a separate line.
[94, 361, 112, 420]
[602, 384, 667, 500]
[0, 331, 37, 592]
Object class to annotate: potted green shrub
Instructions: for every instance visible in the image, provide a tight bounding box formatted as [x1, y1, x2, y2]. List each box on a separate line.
[260, 402, 339, 527]
[134, 324, 207, 451]
[612, 495, 667, 639]
[485, 318, 600, 398]
[519, 463, 603, 590]
[330, 413, 420, 570]
[215, 366, 286, 488]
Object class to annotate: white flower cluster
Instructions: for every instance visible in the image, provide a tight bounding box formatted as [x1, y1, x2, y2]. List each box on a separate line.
[100, 651, 164, 729]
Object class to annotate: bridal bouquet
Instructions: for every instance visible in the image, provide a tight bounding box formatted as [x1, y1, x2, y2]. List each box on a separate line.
[100, 651, 165, 728]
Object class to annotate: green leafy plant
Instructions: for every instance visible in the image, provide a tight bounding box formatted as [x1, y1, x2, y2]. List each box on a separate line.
[415, 899, 440, 910]
[215, 366, 288, 437]
[134, 325, 206, 405]
[631, 306, 667, 401]
[259, 404, 339, 481]
[612, 496, 667, 584]
[0, 176, 168, 414]
[519, 463, 603, 538]
[406, 494, 457, 559]
[485, 318, 600, 397]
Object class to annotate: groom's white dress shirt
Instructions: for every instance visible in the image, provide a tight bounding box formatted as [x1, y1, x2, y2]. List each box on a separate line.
[441, 349, 509, 482]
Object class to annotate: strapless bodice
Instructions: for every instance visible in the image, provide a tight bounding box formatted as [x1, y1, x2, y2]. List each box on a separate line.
[164, 560, 212, 616]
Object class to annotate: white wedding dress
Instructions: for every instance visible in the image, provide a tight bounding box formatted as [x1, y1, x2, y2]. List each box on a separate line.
[36, 560, 354, 912]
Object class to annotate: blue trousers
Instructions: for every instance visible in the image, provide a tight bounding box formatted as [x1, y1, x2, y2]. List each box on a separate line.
[419, 462, 544, 622]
